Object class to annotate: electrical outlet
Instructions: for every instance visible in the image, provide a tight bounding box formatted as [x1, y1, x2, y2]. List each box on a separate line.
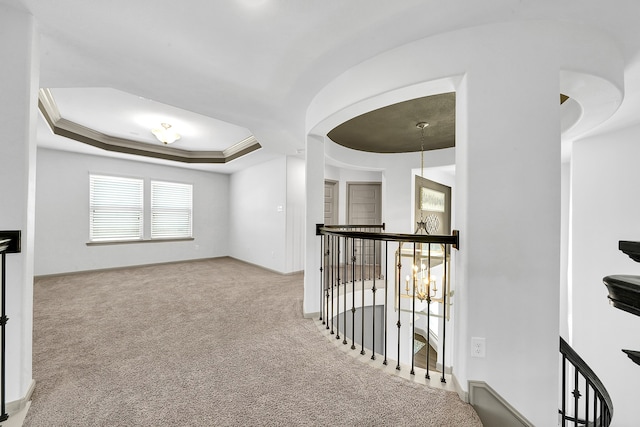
[471, 337, 486, 358]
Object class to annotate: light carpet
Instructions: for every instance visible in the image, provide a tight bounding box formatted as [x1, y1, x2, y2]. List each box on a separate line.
[24, 257, 482, 426]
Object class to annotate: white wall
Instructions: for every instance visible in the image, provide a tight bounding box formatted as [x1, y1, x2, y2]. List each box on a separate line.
[0, 5, 38, 404]
[571, 124, 640, 427]
[35, 148, 229, 275]
[229, 156, 287, 273]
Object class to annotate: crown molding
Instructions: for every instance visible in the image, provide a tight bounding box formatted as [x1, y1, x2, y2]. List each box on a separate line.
[38, 88, 261, 164]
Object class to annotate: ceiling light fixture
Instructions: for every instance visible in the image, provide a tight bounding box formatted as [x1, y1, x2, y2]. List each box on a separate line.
[415, 122, 429, 235]
[416, 122, 429, 178]
[151, 123, 181, 145]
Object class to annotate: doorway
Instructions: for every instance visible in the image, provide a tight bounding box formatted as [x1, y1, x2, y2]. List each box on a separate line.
[347, 182, 382, 267]
[324, 180, 338, 225]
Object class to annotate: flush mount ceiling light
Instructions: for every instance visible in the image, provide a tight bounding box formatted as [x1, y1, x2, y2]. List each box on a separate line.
[151, 123, 181, 144]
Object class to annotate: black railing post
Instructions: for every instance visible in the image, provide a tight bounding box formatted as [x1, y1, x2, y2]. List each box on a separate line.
[573, 367, 580, 425]
[360, 237, 365, 355]
[426, 243, 431, 380]
[371, 239, 377, 361]
[342, 236, 348, 345]
[350, 237, 356, 350]
[396, 243, 402, 371]
[383, 241, 388, 366]
[561, 354, 566, 427]
[441, 245, 447, 384]
[319, 236, 324, 322]
[330, 236, 335, 335]
[410, 242, 416, 376]
[0, 251, 8, 422]
[336, 236, 341, 340]
[0, 234, 20, 424]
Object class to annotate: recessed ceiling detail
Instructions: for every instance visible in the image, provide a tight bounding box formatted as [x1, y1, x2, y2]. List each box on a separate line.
[328, 93, 456, 154]
[38, 88, 261, 164]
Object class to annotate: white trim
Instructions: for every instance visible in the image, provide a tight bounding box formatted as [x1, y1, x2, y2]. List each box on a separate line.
[38, 89, 261, 164]
[6, 379, 35, 414]
[468, 380, 534, 427]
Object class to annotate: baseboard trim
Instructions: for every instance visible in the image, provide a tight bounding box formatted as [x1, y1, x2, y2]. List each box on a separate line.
[452, 374, 468, 402]
[7, 379, 35, 414]
[227, 257, 304, 276]
[35, 256, 228, 279]
[468, 380, 534, 427]
[303, 311, 320, 319]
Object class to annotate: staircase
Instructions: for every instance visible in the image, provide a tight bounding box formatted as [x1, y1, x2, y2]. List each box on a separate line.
[603, 240, 640, 366]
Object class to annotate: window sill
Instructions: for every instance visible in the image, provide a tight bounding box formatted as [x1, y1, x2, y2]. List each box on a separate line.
[86, 237, 194, 246]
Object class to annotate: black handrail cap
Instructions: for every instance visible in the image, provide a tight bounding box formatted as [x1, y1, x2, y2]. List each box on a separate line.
[603, 274, 640, 317]
[619, 241, 640, 263]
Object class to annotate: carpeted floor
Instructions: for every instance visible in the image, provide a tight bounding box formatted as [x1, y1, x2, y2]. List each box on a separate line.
[24, 257, 482, 426]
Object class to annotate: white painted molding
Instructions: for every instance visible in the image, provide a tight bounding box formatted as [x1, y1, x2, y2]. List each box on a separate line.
[6, 379, 35, 414]
[468, 380, 534, 427]
[38, 88, 261, 164]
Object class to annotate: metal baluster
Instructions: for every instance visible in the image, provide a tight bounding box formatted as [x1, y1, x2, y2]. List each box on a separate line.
[342, 235, 348, 345]
[319, 236, 324, 322]
[411, 242, 416, 375]
[0, 251, 7, 423]
[371, 241, 377, 361]
[325, 236, 330, 329]
[562, 354, 567, 427]
[396, 242, 402, 371]
[351, 237, 356, 350]
[360, 237, 366, 355]
[330, 235, 335, 334]
[428, 244, 434, 374]
[383, 241, 388, 366]
[336, 236, 340, 339]
[441, 244, 447, 383]
[573, 367, 580, 426]
[594, 392, 599, 427]
[584, 377, 595, 425]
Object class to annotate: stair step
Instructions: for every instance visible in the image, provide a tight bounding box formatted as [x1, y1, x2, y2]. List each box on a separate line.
[622, 349, 640, 366]
[619, 241, 640, 263]
[603, 275, 640, 317]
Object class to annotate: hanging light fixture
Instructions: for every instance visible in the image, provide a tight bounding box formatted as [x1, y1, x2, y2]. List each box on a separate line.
[151, 123, 181, 145]
[415, 122, 429, 235]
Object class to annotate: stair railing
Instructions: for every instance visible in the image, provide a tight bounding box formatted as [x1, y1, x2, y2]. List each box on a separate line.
[317, 224, 459, 382]
[0, 238, 11, 422]
[559, 336, 613, 427]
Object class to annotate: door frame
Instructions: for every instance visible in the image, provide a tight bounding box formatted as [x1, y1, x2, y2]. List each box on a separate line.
[346, 181, 382, 226]
[324, 179, 339, 226]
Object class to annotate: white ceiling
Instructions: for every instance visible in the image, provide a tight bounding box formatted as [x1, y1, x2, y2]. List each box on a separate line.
[49, 87, 253, 150]
[4, 0, 640, 173]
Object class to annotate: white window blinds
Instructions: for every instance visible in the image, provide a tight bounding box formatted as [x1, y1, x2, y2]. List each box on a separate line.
[151, 180, 193, 239]
[89, 175, 144, 242]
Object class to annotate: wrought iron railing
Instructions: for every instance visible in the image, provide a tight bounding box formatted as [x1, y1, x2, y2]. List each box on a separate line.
[0, 238, 11, 422]
[559, 337, 613, 426]
[317, 224, 459, 382]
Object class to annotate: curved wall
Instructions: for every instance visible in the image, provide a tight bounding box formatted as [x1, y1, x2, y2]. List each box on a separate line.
[304, 20, 624, 427]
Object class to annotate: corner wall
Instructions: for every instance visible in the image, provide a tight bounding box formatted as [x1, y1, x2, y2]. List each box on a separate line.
[571, 124, 640, 427]
[229, 156, 288, 273]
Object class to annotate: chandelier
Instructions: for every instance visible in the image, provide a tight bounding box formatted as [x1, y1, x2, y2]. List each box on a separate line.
[405, 262, 439, 302]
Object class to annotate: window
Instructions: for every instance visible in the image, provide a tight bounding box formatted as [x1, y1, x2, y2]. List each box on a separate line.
[89, 174, 144, 242]
[151, 180, 193, 239]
